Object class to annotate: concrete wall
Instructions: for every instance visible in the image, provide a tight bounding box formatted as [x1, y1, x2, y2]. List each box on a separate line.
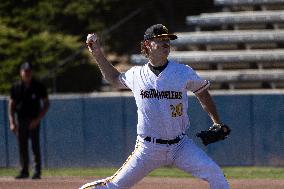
[0, 92, 283, 168]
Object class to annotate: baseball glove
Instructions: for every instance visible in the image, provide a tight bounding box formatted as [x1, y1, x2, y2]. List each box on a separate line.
[196, 124, 231, 146]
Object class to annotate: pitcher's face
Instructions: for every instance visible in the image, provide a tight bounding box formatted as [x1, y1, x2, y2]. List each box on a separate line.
[147, 36, 171, 58]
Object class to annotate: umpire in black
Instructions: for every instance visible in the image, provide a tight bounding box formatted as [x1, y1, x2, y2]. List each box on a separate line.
[8, 62, 49, 179]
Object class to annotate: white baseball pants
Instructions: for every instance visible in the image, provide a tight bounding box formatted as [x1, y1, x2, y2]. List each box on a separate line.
[79, 135, 230, 189]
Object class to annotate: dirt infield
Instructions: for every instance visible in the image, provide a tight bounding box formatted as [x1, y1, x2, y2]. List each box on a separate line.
[0, 177, 284, 189]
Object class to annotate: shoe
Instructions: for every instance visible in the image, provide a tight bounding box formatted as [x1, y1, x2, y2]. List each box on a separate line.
[15, 173, 29, 179]
[31, 173, 41, 179]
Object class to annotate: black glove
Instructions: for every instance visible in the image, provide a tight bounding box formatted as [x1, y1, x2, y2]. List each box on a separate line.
[196, 124, 231, 146]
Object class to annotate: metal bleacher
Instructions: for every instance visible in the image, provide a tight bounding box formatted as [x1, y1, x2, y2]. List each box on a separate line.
[215, 0, 284, 12]
[171, 30, 284, 50]
[131, 49, 284, 65]
[215, 0, 284, 6]
[130, 0, 284, 90]
[186, 10, 284, 30]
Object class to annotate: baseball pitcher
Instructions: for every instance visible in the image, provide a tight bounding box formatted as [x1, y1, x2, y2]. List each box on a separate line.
[81, 24, 231, 189]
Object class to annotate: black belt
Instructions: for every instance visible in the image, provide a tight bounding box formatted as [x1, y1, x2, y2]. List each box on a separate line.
[144, 135, 183, 145]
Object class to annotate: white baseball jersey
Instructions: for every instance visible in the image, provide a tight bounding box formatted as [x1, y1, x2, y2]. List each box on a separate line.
[79, 60, 230, 189]
[119, 60, 210, 139]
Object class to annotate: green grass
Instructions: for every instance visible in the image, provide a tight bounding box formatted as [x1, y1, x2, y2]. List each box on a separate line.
[222, 167, 284, 179]
[0, 167, 284, 179]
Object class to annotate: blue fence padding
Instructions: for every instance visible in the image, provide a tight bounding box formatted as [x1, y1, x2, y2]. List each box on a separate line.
[6, 121, 18, 168]
[4, 96, 18, 168]
[253, 95, 284, 166]
[83, 97, 126, 167]
[208, 95, 254, 166]
[1, 93, 284, 167]
[44, 98, 85, 167]
[186, 95, 254, 166]
[124, 97, 138, 156]
[41, 118, 48, 168]
[0, 99, 7, 167]
[186, 96, 211, 153]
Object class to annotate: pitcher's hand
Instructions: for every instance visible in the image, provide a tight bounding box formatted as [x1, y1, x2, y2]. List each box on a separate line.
[86, 33, 100, 53]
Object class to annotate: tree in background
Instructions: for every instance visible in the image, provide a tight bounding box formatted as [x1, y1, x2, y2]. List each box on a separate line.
[0, 0, 108, 93]
[0, 21, 92, 93]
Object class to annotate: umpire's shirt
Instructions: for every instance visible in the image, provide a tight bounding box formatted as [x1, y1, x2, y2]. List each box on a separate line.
[10, 78, 48, 120]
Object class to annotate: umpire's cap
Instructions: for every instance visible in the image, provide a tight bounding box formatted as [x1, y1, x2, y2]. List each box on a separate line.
[20, 62, 33, 71]
[144, 24, 177, 41]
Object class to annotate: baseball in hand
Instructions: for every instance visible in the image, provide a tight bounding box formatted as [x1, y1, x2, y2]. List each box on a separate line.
[86, 33, 98, 52]
[86, 33, 97, 44]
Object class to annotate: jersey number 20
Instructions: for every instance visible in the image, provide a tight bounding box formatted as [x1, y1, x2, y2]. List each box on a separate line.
[170, 103, 183, 117]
